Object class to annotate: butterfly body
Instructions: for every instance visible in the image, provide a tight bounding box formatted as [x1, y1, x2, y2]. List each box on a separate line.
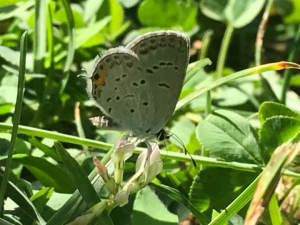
[87, 31, 190, 139]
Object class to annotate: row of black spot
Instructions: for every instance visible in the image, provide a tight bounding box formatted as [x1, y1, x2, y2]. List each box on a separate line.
[107, 101, 149, 114]
[146, 61, 179, 75]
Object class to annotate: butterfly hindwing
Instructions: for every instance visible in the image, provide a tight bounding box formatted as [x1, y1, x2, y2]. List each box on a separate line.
[126, 31, 190, 134]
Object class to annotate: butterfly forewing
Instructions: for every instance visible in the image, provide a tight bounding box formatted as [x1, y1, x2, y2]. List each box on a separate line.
[87, 47, 155, 137]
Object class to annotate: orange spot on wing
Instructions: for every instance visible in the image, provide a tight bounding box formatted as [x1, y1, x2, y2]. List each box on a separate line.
[95, 77, 105, 85]
[93, 68, 108, 86]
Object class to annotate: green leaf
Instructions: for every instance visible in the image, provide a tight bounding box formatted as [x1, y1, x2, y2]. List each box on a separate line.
[149, 183, 209, 225]
[75, 16, 111, 48]
[84, 0, 104, 22]
[28, 137, 62, 162]
[138, 0, 197, 30]
[170, 120, 195, 146]
[31, 187, 54, 213]
[0, 173, 46, 224]
[196, 110, 262, 164]
[213, 82, 254, 107]
[118, 0, 140, 8]
[96, 0, 125, 37]
[284, 0, 300, 23]
[259, 116, 300, 160]
[0, 75, 18, 104]
[224, 0, 266, 28]
[107, 0, 123, 34]
[0, 46, 33, 70]
[0, 103, 13, 115]
[7, 154, 76, 193]
[200, 0, 228, 22]
[54, 7, 84, 29]
[132, 186, 178, 225]
[201, 0, 266, 28]
[289, 74, 300, 85]
[189, 168, 257, 213]
[258, 101, 300, 124]
[54, 142, 100, 208]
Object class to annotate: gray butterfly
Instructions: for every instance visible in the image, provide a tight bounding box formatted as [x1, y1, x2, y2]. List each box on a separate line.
[86, 30, 190, 140]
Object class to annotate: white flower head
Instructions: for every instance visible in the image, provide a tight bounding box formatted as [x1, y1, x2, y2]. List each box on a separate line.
[111, 139, 135, 184]
[136, 144, 163, 188]
[114, 184, 132, 207]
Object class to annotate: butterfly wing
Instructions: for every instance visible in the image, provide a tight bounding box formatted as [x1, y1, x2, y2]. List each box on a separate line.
[126, 31, 190, 135]
[87, 47, 156, 137]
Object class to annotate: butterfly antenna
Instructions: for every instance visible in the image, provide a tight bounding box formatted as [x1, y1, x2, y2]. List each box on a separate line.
[161, 138, 170, 163]
[169, 132, 197, 168]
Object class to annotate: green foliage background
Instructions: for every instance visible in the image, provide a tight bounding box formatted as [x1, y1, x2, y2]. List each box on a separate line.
[1, 0, 300, 224]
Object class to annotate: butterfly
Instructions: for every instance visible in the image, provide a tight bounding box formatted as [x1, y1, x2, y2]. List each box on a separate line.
[86, 30, 190, 141]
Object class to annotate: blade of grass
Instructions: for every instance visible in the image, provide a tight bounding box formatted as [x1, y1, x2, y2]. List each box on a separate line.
[199, 30, 213, 60]
[176, 62, 300, 111]
[0, 218, 14, 225]
[183, 58, 212, 85]
[281, 24, 300, 104]
[1, 123, 300, 179]
[255, 0, 278, 103]
[47, 146, 115, 225]
[200, 90, 211, 170]
[30, 1, 55, 127]
[245, 142, 300, 224]
[55, 142, 113, 225]
[0, 31, 28, 213]
[60, 0, 75, 92]
[33, 0, 46, 73]
[54, 142, 100, 208]
[269, 194, 282, 225]
[0, 173, 46, 224]
[209, 173, 261, 225]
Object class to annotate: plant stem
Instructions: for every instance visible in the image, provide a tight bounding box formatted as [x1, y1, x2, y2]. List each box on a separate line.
[216, 23, 234, 79]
